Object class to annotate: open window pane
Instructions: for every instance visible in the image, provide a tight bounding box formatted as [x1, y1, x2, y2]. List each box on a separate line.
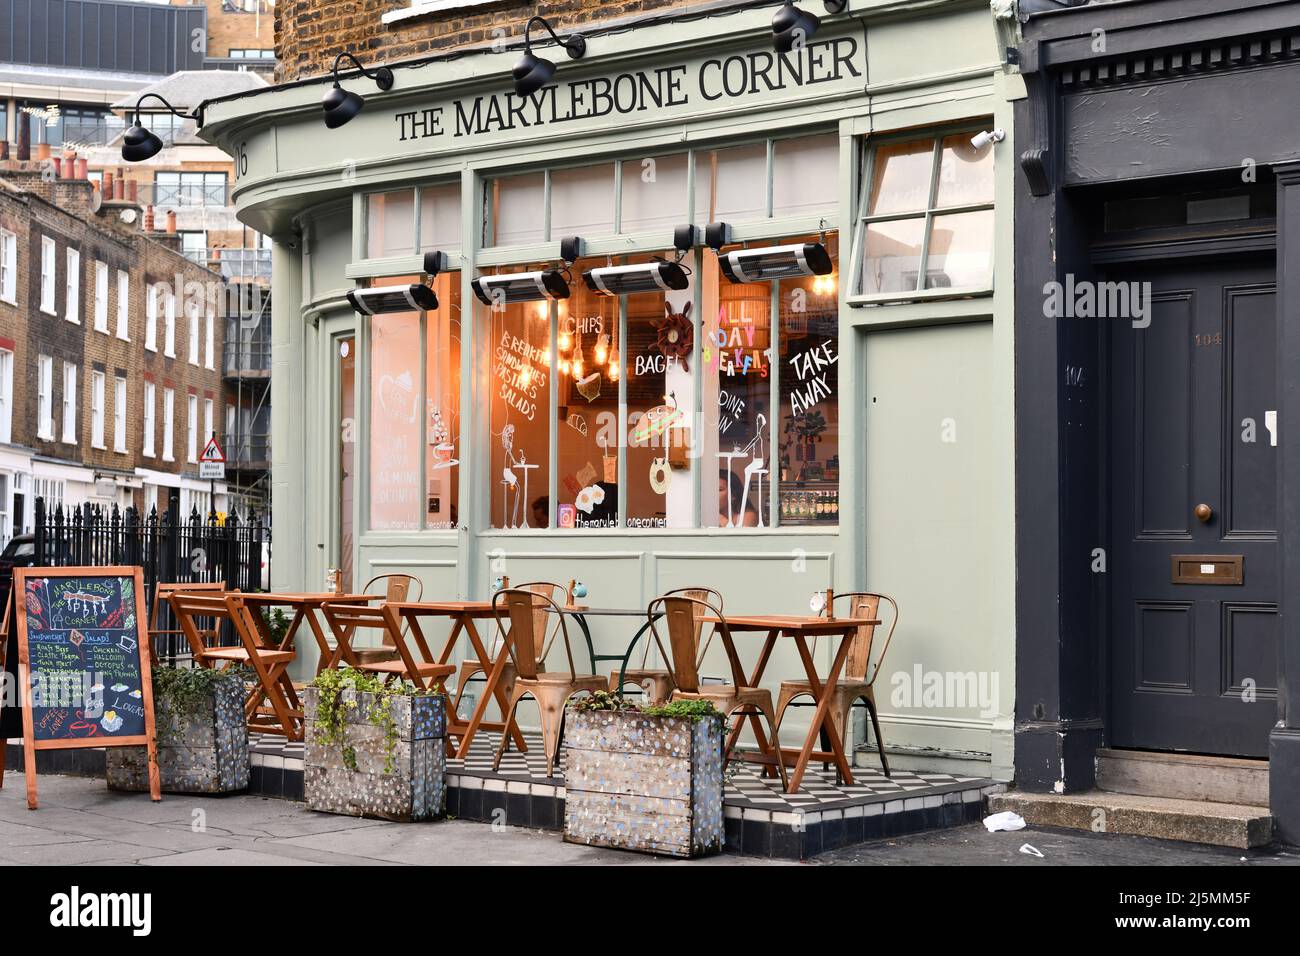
[702, 243, 773, 528]
[867, 139, 934, 215]
[695, 144, 767, 223]
[625, 252, 697, 529]
[489, 173, 545, 246]
[620, 153, 689, 233]
[366, 190, 416, 258]
[861, 218, 925, 294]
[935, 133, 995, 208]
[420, 183, 462, 253]
[773, 134, 839, 217]
[487, 266, 551, 528]
[555, 259, 618, 529]
[926, 210, 994, 289]
[778, 234, 839, 525]
[425, 271, 462, 529]
[550, 165, 616, 238]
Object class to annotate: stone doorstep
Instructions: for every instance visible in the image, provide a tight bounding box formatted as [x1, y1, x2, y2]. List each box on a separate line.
[989, 790, 1274, 850]
[1095, 748, 1270, 808]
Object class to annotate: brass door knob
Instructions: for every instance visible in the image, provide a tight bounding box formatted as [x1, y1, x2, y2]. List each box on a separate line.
[1194, 503, 1213, 523]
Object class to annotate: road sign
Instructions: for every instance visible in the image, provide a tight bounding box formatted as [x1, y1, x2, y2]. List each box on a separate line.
[199, 436, 226, 480]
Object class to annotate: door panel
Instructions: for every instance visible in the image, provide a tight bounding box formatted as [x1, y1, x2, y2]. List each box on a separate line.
[1110, 261, 1277, 757]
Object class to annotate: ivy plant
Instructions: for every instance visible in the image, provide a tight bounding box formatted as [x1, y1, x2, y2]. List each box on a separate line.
[152, 664, 250, 719]
[308, 666, 441, 775]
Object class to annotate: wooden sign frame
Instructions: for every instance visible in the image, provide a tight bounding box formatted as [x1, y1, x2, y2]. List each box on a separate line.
[4, 566, 160, 809]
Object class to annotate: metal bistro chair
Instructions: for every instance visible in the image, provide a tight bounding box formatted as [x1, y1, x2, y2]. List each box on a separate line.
[313, 573, 425, 674]
[491, 586, 605, 778]
[648, 592, 789, 791]
[774, 592, 899, 776]
[452, 580, 568, 719]
[610, 586, 725, 706]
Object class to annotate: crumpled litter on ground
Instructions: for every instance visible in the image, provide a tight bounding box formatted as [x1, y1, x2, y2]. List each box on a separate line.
[983, 810, 1027, 832]
[1019, 843, 1044, 857]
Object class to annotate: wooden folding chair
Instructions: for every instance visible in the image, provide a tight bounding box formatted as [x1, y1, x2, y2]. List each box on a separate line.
[149, 581, 226, 665]
[169, 590, 302, 740]
[319, 600, 455, 692]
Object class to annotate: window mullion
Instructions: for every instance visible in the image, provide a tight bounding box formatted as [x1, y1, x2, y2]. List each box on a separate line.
[617, 293, 628, 530]
[543, 169, 553, 243]
[769, 278, 780, 528]
[547, 300, 558, 529]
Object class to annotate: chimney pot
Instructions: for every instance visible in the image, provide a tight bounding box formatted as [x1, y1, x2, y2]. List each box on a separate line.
[113, 175, 125, 200]
[166, 209, 177, 234]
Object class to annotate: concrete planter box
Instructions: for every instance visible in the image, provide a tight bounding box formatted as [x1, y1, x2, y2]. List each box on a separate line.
[563, 709, 725, 858]
[107, 672, 250, 794]
[303, 686, 446, 822]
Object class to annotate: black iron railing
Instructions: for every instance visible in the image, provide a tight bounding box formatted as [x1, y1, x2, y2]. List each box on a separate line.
[32, 498, 269, 662]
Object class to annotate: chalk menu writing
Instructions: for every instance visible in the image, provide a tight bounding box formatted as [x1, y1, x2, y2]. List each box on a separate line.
[21, 574, 146, 742]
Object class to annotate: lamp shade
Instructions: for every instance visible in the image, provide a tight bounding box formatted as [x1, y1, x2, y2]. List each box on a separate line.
[323, 84, 365, 129]
[121, 124, 164, 163]
[772, 2, 821, 54]
[513, 50, 556, 97]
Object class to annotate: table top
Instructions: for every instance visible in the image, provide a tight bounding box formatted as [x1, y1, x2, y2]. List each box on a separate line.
[387, 600, 647, 618]
[239, 592, 374, 606]
[705, 614, 878, 633]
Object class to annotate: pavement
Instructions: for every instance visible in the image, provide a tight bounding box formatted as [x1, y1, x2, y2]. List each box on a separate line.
[3, 773, 1299, 865]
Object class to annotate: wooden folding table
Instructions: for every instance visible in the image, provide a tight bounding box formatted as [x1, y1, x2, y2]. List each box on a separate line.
[234, 591, 373, 672]
[705, 613, 877, 792]
[384, 601, 527, 758]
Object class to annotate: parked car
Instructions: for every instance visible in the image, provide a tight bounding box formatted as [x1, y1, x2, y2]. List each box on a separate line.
[0, 534, 36, 623]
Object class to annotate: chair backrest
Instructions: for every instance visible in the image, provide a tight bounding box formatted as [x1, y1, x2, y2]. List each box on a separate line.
[661, 586, 723, 664]
[320, 600, 420, 675]
[363, 574, 422, 648]
[647, 592, 724, 694]
[832, 592, 898, 684]
[508, 580, 568, 657]
[169, 590, 236, 661]
[493, 586, 575, 681]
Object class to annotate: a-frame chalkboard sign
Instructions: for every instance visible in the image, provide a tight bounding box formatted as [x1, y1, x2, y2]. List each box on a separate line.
[3, 566, 160, 808]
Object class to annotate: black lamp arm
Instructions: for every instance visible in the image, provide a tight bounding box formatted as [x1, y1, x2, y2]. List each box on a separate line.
[131, 94, 197, 127]
[330, 50, 390, 84]
[523, 15, 584, 56]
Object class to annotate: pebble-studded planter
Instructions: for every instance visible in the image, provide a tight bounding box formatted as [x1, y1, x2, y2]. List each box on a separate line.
[107, 671, 249, 794]
[563, 709, 725, 858]
[303, 687, 446, 822]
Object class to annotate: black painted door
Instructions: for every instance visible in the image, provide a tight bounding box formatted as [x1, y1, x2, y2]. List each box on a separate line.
[1110, 261, 1278, 757]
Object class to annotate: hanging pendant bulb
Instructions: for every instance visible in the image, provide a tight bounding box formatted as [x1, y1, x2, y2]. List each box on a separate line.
[594, 333, 609, 365]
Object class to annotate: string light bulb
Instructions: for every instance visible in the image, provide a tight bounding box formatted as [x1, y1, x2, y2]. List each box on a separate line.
[594, 333, 609, 365]
[518, 365, 532, 387]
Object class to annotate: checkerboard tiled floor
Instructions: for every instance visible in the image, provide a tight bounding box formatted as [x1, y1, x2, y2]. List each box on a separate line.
[250, 731, 990, 813]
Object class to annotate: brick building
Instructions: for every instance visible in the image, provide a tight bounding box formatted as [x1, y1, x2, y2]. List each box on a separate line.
[274, 0, 698, 83]
[0, 160, 230, 544]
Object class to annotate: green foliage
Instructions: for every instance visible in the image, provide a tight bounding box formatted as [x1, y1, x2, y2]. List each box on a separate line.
[261, 606, 291, 645]
[153, 665, 249, 719]
[569, 690, 726, 724]
[308, 666, 441, 775]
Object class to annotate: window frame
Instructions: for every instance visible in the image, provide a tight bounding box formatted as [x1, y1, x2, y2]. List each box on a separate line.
[113, 376, 128, 454]
[848, 122, 996, 307]
[0, 229, 16, 305]
[145, 283, 158, 351]
[142, 382, 156, 458]
[61, 362, 77, 445]
[116, 270, 130, 339]
[39, 236, 56, 315]
[37, 355, 53, 440]
[162, 388, 175, 461]
[90, 370, 106, 450]
[186, 393, 198, 463]
[0, 348, 12, 444]
[65, 246, 80, 324]
[93, 260, 109, 332]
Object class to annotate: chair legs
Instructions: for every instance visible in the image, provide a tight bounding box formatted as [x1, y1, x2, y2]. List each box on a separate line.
[491, 683, 586, 778]
[862, 688, 889, 777]
[775, 686, 890, 780]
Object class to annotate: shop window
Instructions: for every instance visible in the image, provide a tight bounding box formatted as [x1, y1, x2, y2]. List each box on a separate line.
[366, 189, 417, 258]
[551, 165, 616, 238]
[367, 272, 462, 531]
[856, 128, 994, 297]
[772, 134, 839, 217]
[624, 253, 697, 529]
[419, 183, 461, 252]
[694, 143, 767, 223]
[554, 259, 619, 529]
[620, 153, 689, 234]
[486, 264, 552, 529]
[487, 174, 545, 247]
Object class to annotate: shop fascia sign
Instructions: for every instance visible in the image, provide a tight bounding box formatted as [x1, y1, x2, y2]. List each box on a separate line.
[393, 27, 864, 146]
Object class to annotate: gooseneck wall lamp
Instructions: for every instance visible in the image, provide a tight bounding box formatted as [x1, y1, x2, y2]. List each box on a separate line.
[121, 94, 200, 162]
[322, 51, 396, 129]
[772, 0, 849, 54]
[513, 15, 587, 97]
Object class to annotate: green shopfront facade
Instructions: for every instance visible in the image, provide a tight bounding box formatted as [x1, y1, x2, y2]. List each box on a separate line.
[200, 0, 1019, 780]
